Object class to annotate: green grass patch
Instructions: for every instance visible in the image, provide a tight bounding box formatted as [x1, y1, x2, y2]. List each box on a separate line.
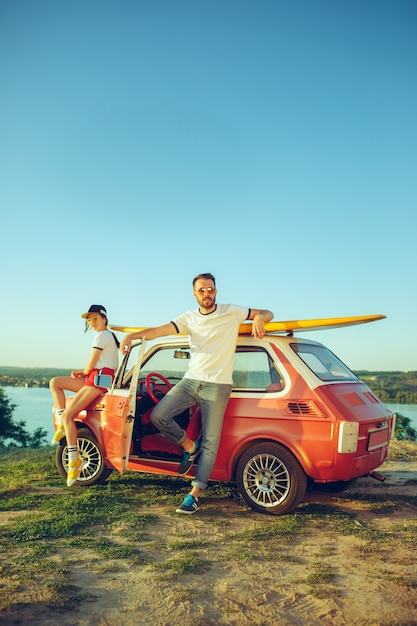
[0, 447, 60, 490]
[306, 567, 335, 585]
[44, 582, 95, 611]
[152, 552, 208, 577]
[301, 564, 341, 599]
[218, 546, 254, 562]
[230, 514, 303, 542]
[298, 502, 393, 540]
[168, 538, 209, 551]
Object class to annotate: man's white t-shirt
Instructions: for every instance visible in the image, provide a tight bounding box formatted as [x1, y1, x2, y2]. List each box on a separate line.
[172, 304, 249, 385]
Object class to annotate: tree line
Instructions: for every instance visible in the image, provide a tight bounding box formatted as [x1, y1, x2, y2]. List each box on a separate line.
[0, 387, 47, 450]
[355, 370, 417, 404]
[0, 367, 69, 388]
[1, 367, 417, 403]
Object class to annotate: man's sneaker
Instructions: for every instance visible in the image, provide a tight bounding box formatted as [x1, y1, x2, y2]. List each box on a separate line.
[176, 494, 200, 515]
[178, 440, 200, 475]
[67, 457, 83, 487]
[51, 426, 65, 445]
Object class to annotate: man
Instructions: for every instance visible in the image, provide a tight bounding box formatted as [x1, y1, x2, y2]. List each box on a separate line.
[120, 273, 274, 515]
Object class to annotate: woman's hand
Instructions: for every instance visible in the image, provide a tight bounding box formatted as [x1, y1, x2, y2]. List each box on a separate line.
[71, 370, 86, 379]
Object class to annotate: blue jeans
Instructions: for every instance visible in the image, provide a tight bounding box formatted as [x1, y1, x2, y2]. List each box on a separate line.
[150, 378, 232, 490]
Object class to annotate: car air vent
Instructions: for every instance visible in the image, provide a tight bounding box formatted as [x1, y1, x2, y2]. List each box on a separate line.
[282, 400, 326, 418]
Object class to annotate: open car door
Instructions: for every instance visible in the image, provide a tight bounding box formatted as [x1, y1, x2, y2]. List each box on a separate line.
[101, 340, 147, 473]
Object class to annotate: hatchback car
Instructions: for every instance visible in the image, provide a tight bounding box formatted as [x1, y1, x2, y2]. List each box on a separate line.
[54, 331, 395, 515]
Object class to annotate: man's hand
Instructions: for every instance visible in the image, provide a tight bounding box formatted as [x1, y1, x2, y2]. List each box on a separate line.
[251, 314, 266, 339]
[120, 334, 133, 355]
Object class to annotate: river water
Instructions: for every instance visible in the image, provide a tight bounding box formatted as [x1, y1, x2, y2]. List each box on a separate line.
[2, 386, 417, 443]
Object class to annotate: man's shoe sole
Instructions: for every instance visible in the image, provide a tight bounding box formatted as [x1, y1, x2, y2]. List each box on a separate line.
[175, 505, 199, 514]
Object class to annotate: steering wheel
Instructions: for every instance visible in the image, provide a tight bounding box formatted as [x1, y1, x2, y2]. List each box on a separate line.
[145, 373, 173, 404]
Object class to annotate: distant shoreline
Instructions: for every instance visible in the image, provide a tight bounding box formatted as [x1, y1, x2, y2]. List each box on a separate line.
[1, 368, 417, 405]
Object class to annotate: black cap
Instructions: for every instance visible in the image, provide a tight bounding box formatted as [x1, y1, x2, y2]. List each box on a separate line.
[81, 305, 107, 319]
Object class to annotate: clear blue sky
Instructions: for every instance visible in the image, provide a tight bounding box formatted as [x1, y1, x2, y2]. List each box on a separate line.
[1, 0, 416, 371]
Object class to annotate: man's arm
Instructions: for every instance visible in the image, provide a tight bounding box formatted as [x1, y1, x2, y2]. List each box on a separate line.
[120, 322, 177, 354]
[247, 308, 274, 339]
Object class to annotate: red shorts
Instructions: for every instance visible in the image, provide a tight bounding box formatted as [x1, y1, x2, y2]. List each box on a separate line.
[85, 368, 115, 390]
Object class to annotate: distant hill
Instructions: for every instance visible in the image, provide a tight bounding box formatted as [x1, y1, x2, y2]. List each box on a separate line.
[0, 367, 71, 388]
[355, 370, 417, 404]
[1, 367, 417, 402]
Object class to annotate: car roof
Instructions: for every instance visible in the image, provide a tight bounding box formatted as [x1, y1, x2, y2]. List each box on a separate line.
[130, 334, 326, 349]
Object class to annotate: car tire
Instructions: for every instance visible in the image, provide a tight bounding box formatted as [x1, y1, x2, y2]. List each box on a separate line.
[55, 427, 113, 487]
[236, 442, 307, 515]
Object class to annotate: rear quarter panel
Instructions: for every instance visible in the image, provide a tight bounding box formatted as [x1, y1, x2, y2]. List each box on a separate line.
[212, 354, 393, 484]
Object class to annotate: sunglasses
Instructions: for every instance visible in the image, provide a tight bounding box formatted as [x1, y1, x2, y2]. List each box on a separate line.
[196, 287, 216, 294]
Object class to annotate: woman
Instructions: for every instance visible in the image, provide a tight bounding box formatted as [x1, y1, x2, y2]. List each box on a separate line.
[49, 305, 119, 486]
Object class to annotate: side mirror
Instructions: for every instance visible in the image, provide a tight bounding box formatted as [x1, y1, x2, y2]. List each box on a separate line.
[174, 350, 190, 359]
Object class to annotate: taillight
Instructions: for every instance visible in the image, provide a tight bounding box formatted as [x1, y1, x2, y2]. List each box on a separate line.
[338, 422, 359, 454]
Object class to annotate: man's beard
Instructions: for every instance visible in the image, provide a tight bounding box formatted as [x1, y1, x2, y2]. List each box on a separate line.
[201, 296, 215, 309]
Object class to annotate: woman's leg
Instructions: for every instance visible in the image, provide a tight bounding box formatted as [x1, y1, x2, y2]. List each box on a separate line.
[62, 385, 104, 448]
[50, 376, 86, 444]
[49, 375, 84, 409]
[62, 385, 104, 487]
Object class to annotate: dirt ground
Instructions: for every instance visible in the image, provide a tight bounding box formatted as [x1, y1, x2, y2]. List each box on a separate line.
[1, 452, 417, 626]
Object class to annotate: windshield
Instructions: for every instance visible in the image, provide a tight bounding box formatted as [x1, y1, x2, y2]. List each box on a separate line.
[291, 343, 358, 382]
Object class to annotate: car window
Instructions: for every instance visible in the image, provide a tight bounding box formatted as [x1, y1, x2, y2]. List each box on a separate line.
[232, 346, 284, 391]
[290, 343, 358, 382]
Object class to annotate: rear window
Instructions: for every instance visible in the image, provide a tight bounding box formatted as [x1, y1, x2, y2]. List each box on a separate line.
[291, 343, 358, 382]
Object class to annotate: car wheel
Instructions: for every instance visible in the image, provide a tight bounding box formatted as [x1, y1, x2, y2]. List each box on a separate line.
[55, 427, 113, 486]
[236, 442, 307, 515]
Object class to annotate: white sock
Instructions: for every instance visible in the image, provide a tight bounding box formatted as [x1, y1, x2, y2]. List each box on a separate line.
[56, 408, 65, 424]
[67, 446, 79, 464]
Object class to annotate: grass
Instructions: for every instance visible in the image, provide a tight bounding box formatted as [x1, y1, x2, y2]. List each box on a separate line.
[0, 443, 416, 617]
[152, 552, 208, 577]
[386, 438, 417, 461]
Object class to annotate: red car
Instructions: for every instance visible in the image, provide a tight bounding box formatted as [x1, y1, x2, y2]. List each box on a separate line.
[54, 331, 395, 515]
